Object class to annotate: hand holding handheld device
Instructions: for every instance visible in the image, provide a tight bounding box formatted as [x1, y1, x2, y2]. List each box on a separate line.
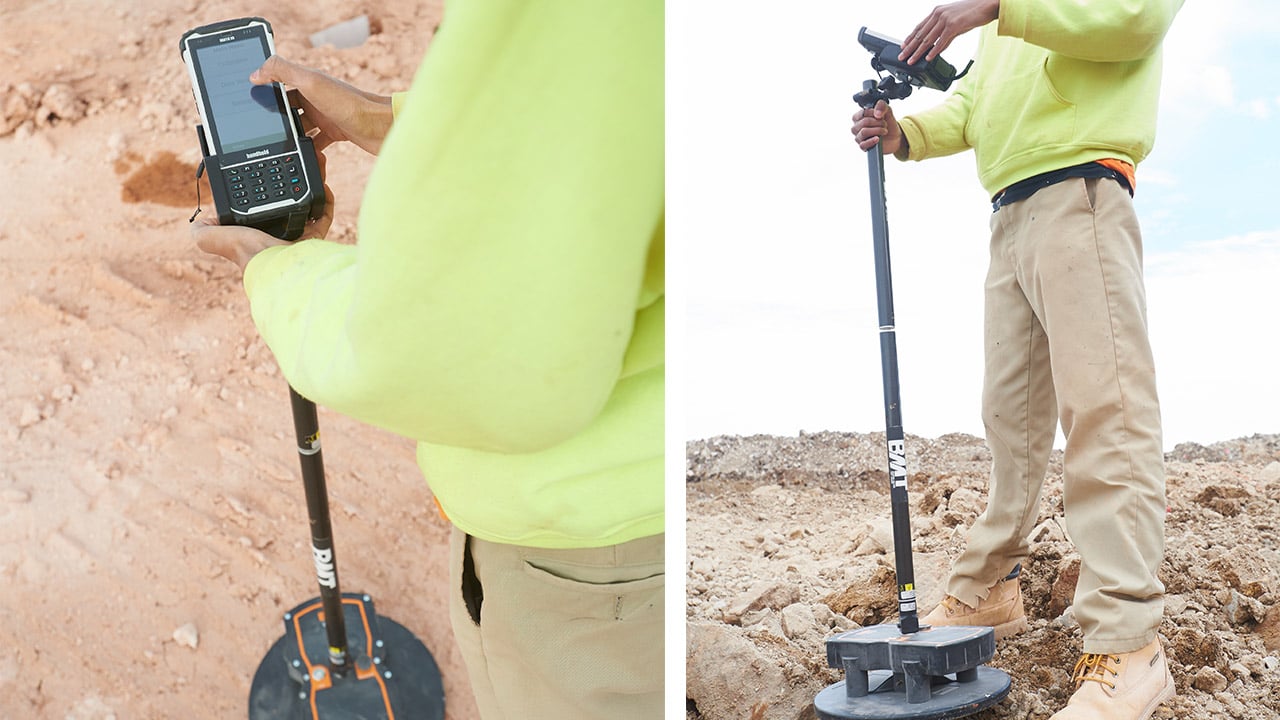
[180, 17, 325, 240]
[857, 28, 970, 93]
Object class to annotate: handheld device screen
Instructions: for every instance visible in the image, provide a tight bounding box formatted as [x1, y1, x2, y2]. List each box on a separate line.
[194, 37, 288, 153]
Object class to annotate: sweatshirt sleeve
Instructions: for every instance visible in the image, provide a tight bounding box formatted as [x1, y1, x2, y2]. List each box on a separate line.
[896, 78, 975, 162]
[895, 31, 982, 162]
[998, 0, 1183, 62]
[242, 0, 663, 455]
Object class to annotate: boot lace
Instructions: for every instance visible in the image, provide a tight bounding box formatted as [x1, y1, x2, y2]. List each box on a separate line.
[938, 595, 971, 617]
[1071, 653, 1121, 690]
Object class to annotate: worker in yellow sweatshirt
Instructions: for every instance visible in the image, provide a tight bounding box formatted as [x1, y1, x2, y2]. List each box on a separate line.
[191, 3, 663, 718]
[851, 2, 1182, 718]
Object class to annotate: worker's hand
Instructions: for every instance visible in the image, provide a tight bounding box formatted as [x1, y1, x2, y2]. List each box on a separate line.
[190, 219, 289, 273]
[250, 55, 393, 155]
[851, 100, 904, 154]
[899, 0, 1000, 65]
[191, 179, 335, 272]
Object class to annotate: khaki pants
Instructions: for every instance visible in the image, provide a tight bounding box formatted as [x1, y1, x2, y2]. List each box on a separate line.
[447, 527, 664, 719]
[947, 176, 1166, 655]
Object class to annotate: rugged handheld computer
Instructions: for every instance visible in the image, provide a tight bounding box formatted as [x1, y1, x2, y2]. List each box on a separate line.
[180, 17, 324, 240]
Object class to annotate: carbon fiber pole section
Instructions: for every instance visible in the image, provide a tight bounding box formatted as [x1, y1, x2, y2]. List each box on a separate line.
[861, 80, 918, 634]
[289, 386, 350, 672]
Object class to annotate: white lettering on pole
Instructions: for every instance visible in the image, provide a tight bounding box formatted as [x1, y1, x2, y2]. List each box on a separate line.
[312, 546, 337, 588]
[888, 439, 907, 488]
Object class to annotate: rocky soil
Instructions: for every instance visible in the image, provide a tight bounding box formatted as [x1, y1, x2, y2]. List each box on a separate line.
[686, 432, 1280, 719]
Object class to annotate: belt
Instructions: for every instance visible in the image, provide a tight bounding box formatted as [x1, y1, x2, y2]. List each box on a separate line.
[991, 162, 1131, 212]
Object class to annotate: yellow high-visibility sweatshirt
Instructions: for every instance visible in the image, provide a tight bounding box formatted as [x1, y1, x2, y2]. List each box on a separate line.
[897, 0, 1183, 197]
[243, 0, 663, 549]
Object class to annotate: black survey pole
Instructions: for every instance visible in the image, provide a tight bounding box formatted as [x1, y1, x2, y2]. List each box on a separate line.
[288, 386, 350, 672]
[814, 61, 1012, 718]
[249, 386, 446, 718]
[858, 78, 919, 635]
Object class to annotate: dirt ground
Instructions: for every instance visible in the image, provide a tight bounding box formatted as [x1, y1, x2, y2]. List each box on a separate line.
[686, 432, 1280, 719]
[0, 1, 484, 718]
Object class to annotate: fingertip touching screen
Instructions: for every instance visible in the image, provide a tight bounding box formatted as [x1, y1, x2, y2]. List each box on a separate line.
[194, 36, 288, 154]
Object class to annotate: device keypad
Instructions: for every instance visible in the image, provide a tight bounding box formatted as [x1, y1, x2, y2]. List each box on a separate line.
[223, 153, 305, 210]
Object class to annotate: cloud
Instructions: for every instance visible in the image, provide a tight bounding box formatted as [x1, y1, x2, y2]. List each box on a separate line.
[1162, 64, 1234, 112]
[1153, 2, 1273, 149]
[1145, 230, 1280, 445]
[1137, 169, 1179, 188]
[1146, 229, 1280, 277]
[1242, 98, 1272, 119]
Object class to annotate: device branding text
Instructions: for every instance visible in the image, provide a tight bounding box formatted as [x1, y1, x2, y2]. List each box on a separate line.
[245, 149, 270, 159]
[887, 439, 907, 489]
[312, 546, 337, 588]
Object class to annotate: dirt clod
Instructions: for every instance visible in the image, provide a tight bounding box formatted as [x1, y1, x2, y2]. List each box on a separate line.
[118, 151, 206, 208]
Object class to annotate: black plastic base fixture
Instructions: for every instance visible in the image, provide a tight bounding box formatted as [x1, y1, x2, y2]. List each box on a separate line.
[814, 624, 1010, 719]
[814, 667, 1011, 720]
[249, 593, 445, 720]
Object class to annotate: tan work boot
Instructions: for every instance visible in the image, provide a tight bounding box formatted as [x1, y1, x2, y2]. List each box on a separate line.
[1050, 638, 1175, 719]
[920, 567, 1027, 640]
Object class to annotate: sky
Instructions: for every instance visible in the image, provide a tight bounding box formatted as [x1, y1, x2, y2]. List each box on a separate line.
[671, 0, 1280, 451]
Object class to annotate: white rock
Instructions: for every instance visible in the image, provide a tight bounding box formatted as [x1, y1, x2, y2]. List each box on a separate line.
[65, 696, 116, 720]
[1, 83, 37, 136]
[947, 487, 984, 516]
[1259, 461, 1280, 483]
[780, 602, 818, 640]
[36, 83, 84, 124]
[1, 488, 31, 504]
[18, 403, 40, 428]
[1192, 666, 1228, 693]
[1051, 605, 1079, 629]
[172, 622, 199, 649]
[1028, 517, 1065, 543]
[723, 582, 801, 624]
[854, 517, 893, 555]
[689, 557, 714, 578]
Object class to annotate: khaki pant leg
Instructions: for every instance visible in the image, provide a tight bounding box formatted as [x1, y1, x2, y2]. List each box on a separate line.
[947, 205, 1059, 606]
[448, 528, 505, 719]
[1011, 177, 1166, 654]
[448, 527, 664, 720]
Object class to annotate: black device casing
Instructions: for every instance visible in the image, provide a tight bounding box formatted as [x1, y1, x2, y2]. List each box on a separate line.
[856, 27, 961, 92]
[195, 119, 325, 241]
[180, 17, 325, 241]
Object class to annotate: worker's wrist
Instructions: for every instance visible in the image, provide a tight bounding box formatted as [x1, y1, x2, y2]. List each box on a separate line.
[892, 134, 910, 161]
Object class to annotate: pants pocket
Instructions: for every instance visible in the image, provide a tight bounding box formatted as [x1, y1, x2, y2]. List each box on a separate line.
[521, 549, 664, 621]
[1084, 177, 1099, 212]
